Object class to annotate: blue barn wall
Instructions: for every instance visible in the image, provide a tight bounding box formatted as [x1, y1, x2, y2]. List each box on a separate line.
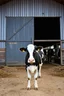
[0, 0, 64, 64]
[0, 0, 64, 41]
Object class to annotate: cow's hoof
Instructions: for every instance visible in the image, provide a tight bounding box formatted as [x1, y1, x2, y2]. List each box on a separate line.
[34, 87, 38, 90]
[38, 76, 41, 78]
[27, 88, 30, 90]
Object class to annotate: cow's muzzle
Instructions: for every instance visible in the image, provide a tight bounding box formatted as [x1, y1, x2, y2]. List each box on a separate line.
[28, 58, 35, 63]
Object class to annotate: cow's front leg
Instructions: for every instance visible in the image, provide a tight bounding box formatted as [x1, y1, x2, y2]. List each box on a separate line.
[27, 68, 31, 89]
[38, 63, 43, 78]
[34, 69, 38, 90]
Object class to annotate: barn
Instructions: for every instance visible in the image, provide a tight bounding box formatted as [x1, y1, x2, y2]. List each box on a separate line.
[0, 0, 64, 66]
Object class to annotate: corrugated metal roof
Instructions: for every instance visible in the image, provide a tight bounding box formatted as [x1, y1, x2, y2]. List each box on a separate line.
[0, 0, 64, 5]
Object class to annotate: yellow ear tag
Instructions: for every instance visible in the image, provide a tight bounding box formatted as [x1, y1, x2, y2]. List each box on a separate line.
[22, 50, 25, 52]
[38, 49, 40, 51]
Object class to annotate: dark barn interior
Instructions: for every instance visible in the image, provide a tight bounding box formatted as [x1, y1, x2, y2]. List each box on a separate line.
[34, 17, 60, 41]
[34, 17, 60, 64]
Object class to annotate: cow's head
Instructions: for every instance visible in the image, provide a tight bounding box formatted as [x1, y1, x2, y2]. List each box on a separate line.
[20, 44, 43, 64]
[20, 44, 35, 63]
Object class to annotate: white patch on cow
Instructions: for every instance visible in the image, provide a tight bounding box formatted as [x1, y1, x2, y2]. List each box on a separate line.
[41, 48, 43, 52]
[41, 48, 44, 58]
[27, 44, 35, 63]
[27, 66, 38, 74]
[34, 80, 38, 89]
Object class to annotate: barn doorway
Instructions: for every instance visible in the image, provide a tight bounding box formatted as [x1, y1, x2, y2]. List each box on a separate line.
[34, 17, 60, 64]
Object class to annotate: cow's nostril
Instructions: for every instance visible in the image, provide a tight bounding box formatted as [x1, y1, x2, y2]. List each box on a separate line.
[28, 58, 35, 63]
[32, 59, 34, 61]
[29, 59, 34, 61]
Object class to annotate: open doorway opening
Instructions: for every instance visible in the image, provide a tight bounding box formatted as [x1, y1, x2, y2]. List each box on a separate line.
[34, 17, 60, 64]
[34, 17, 60, 40]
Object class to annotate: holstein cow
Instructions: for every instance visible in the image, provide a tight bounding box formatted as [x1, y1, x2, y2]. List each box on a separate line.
[20, 44, 44, 90]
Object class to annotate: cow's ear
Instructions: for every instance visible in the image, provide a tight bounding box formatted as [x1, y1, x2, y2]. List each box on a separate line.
[35, 46, 40, 51]
[38, 46, 42, 49]
[20, 48, 27, 52]
[35, 46, 42, 51]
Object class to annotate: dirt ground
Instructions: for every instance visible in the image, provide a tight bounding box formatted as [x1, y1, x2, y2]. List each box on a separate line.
[0, 64, 64, 96]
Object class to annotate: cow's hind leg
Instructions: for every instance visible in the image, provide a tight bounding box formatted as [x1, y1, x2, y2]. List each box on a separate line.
[38, 63, 43, 78]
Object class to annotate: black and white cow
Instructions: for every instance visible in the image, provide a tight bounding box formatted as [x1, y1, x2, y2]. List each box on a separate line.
[20, 44, 44, 90]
